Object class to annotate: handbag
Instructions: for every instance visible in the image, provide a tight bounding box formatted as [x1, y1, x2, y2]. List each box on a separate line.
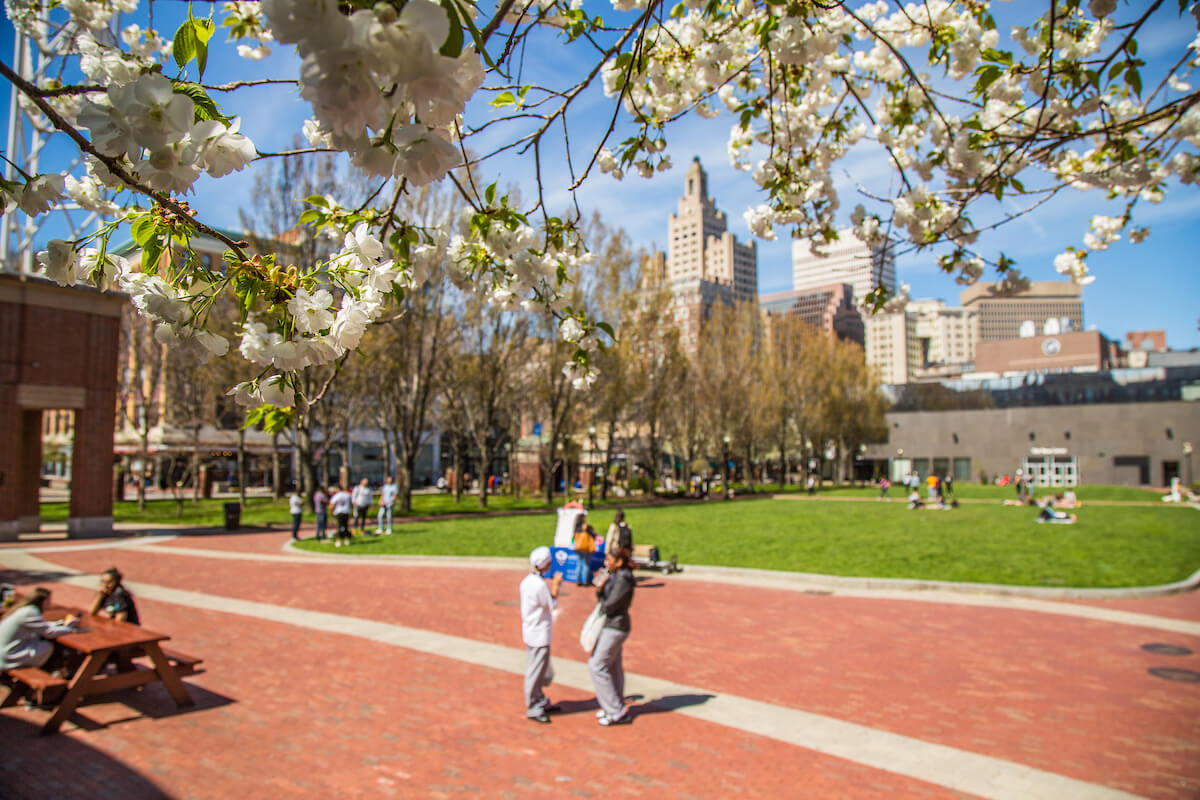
[579, 602, 606, 654]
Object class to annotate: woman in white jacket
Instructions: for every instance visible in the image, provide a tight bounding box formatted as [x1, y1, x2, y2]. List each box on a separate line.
[0, 587, 77, 670]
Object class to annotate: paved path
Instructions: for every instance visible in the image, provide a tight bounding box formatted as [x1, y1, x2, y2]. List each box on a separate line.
[2, 530, 1198, 799]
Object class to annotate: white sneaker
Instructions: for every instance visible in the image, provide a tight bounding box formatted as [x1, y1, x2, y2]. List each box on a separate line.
[596, 710, 606, 719]
[335, 540, 342, 547]
[385, 529, 392, 535]
[375, 529, 383, 535]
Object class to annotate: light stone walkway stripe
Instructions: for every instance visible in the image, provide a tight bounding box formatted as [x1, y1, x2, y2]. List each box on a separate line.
[0, 549, 1147, 800]
[2, 536, 179, 554]
[33, 537, 1198, 637]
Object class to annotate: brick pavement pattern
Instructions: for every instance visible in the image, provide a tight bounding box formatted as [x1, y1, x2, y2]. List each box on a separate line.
[1, 530, 1198, 799]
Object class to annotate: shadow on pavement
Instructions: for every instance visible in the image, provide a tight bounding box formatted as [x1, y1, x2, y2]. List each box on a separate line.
[0, 567, 76, 586]
[635, 693, 716, 716]
[0, 712, 172, 798]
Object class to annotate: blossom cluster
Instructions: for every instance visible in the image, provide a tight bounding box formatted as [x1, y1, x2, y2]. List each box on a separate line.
[602, 0, 1200, 290]
[261, 0, 482, 183]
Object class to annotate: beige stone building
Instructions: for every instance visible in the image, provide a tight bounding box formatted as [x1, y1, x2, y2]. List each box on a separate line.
[864, 299, 976, 385]
[666, 157, 757, 303]
[960, 281, 1084, 342]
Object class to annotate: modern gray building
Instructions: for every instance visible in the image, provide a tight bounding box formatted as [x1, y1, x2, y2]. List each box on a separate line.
[864, 368, 1200, 487]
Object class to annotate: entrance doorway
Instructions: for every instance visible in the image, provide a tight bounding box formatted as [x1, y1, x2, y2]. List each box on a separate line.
[1021, 455, 1079, 487]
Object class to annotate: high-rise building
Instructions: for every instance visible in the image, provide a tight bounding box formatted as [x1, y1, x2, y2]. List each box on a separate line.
[791, 231, 895, 306]
[864, 299, 977, 385]
[760, 283, 864, 346]
[960, 282, 1083, 342]
[666, 157, 757, 303]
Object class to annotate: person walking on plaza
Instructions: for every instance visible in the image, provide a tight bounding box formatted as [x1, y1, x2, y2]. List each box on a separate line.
[313, 486, 329, 541]
[590, 546, 635, 726]
[521, 546, 563, 724]
[89, 567, 140, 625]
[351, 478, 373, 535]
[330, 485, 353, 547]
[605, 508, 633, 553]
[288, 488, 304, 540]
[376, 475, 398, 535]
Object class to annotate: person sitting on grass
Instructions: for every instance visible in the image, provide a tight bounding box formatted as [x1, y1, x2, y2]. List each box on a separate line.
[90, 567, 140, 625]
[1036, 498, 1077, 525]
[908, 489, 923, 510]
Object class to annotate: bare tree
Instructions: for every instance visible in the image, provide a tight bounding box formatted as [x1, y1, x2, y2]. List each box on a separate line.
[115, 309, 164, 511]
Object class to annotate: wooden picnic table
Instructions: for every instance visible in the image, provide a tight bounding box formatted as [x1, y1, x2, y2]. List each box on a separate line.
[24, 609, 195, 734]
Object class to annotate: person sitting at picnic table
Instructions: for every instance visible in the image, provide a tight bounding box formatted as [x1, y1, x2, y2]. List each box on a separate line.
[89, 567, 140, 625]
[0, 587, 78, 671]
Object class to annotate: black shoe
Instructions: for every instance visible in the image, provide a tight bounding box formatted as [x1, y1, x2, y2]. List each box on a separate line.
[544, 704, 562, 714]
[528, 713, 550, 724]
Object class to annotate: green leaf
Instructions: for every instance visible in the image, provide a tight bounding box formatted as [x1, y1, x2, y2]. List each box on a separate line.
[489, 91, 517, 109]
[973, 64, 1004, 94]
[195, 37, 208, 80]
[173, 22, 196, 70]
[484, 182, 497, 206]
[174, 82, 231, 124]
[596, 321, 615, 339]
[1127, 39, 1137, 56]
[304, 194, 329, 208]
[192, 16, 215, 45]
[1010, 177, 1025, 193]
[141, 237, 164, 273]
[438, 0, 464, 58]
[130, 214, 156, 246]
[1126, 68, 1142, 96]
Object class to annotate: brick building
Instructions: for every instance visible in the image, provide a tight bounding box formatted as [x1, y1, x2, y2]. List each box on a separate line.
[760, 283, 864, 345]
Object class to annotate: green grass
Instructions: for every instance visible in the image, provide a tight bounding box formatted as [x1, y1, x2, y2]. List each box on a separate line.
[773, 483, 1166, 502]
[292, 498, 1200, 589]
[36, 491, 617, 526]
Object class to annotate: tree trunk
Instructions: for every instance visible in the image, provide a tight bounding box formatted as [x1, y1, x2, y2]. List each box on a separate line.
[453, 434, 464, 505]
[137, 432, 148, 511]
[191, 427, 201, 502]
[478, 442, 490, 508]
[271, 432, 283, 498]
[237, 427, 247, 506]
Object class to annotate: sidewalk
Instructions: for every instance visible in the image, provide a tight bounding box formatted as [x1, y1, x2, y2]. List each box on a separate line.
[2, 531, 1197, 798]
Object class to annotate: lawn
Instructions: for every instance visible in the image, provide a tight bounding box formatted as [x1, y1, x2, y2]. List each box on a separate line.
[291, 497, 1200, 589]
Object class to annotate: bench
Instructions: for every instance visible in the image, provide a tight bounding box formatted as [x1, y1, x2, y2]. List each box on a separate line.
[159, 648, 203, 676]
[1, 667, 68, 707]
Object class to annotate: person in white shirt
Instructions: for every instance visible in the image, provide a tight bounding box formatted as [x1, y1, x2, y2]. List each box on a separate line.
[288, 490, 304, 540]
[330, 485, 353, 547]
[351, 478, 373, 535]
[520, 546, 563, 723]
[376, 475, 398, 534]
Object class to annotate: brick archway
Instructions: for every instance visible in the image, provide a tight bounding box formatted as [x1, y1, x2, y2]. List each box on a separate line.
[0, 274, 123, 539]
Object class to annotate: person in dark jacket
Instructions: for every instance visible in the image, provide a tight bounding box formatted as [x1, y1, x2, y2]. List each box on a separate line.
[589, 547, 635, 726]
[89, 567, 140, 625]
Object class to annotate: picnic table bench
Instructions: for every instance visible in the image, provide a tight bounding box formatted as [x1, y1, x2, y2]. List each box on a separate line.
[1, 608, 201, 734]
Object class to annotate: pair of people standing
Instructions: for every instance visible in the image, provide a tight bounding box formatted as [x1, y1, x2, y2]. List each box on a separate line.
[521, 525, 636, 726]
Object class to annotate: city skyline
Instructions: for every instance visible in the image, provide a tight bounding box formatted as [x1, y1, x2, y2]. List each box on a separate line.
[3, 7, 1197, 349]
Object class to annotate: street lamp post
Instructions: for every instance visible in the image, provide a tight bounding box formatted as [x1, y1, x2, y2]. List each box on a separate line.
[722, 434, 732, 501]
[587, 425, 597, 509]
[1184, 442, 1194, 489]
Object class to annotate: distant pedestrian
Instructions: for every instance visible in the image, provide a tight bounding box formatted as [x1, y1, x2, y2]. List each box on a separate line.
[908, 489, 923, 510]
[605, 508, 633, 553]
[878, 476, 890, 500]
[330, 485, 353, 547]
[590, 546, 635, 726]
[288, 489, 303, 540]
[942, 473, 954, 500]
[521, 546, 563, 723]
[351, 478, 373, 535]
[806, 474, 816, 495]
[376, 475, 398, 535]
[573, 512, 597, 587]
[313, 487, 329, 541]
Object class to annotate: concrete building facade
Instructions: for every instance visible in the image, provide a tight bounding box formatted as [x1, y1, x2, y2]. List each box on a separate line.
[865, 400, 1200, 488]
[960, 282, 1084, 342]
[791, 231, 895, 305]
[666, 157, 757, 303]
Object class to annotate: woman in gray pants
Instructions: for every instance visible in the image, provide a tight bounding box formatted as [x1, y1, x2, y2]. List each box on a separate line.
[589, 547, 635, 726]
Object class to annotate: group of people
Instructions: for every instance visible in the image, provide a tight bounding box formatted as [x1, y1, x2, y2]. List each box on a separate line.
[0, 567, 139, 676]
[290, 476, 400, 546]
[898, 471, 956, 510]
[522, 509, 637, 726]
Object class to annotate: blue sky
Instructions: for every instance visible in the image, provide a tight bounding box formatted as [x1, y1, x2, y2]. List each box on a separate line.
[3, 2, 1198, 347]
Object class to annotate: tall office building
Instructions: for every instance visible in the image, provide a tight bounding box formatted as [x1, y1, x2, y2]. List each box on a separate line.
[666, 157, 757, 303]
[960, 282, 1083, 342]
[864, 299, 977, 385]
[791, 231, 895, 306]
[760, 283, 864, 346]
